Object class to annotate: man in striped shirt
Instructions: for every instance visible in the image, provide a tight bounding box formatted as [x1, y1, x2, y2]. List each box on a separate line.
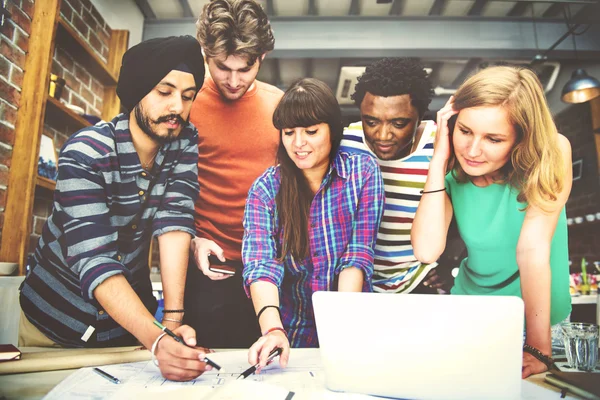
[340, 58, 448, 294]
[19, 36, 213, 381]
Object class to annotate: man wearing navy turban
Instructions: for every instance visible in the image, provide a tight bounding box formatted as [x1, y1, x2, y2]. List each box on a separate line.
[19, 36, 210, 382]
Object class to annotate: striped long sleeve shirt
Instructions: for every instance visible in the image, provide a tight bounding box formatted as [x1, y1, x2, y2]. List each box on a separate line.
[242, 150, 384, 347]
[339, 121, 438, 293]
[20, 113, 199, 347]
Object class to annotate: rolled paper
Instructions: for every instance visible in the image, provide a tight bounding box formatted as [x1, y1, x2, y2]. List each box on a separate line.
[0, 346, 150, 375]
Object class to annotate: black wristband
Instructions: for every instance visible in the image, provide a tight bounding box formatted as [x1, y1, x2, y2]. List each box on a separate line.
[420, 188, 446, 194]
[257, 305, 281, 322]
[523, 344, 558, 371]
[163, 309, 185, 313]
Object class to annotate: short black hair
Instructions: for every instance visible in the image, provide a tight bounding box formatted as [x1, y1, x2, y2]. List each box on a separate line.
[352, 58, 434, 119]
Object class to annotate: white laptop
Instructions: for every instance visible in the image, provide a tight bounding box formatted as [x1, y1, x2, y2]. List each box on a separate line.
[312, 292, 524, 400]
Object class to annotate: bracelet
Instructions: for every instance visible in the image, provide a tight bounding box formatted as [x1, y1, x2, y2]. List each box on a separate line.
[162, 309, 185, 313]
[420, 188, 446, 194]
[263, 326, 287, 337]
[257, 305, 281, 322]
[523, 344, 558, 371]
[151, 332, 168, 367]
[163, 317, 183, 323]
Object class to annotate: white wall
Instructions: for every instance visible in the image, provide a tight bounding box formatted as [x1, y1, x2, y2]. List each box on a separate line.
[90, 0, 144, 48]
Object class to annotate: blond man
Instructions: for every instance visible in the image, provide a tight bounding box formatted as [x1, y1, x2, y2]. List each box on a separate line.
[182, 0, 283, 348]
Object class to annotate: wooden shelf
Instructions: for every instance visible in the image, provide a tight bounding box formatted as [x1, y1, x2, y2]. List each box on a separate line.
[45, 96, 91, 132]
[55, 17, 118, 86]
[36, 175, 56, 191]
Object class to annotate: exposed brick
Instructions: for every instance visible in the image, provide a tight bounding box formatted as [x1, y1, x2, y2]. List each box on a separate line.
[97, 29, 109, 48]
[22, 0, 34, 20]
[0, 79, 21, 108]
[0, 122, 15, 146]
[81, 9, 99, 34]
[0, 142, 12, 168]
[0, 101, 17, 127]
[10, 6, 31, 36]
[101, 46, 108, 60]
[0, 188, 5, 209]
[90, 6, 104, 26]
[15, 29, 28, 53]
[90, 78, 103, 98]
[80, 85, 93, 104]
[55, 48, 74, 72]
[88, 31, 102, 54]
[86, 104, 100, 118]
[0, 57, 9, 80]
[0, 40, 25, 70]
[94, 96, 103, 111]
[51, 60, 63, 76]
[28, 234, 40, 254]
[60, 0, 74, 22]
[1, 20, 15, 40]
[0, 165, 8, 187]
[62, 0, 81, 16]
[80, 0, 92, 11]
[62, 70, 80, 93]
[74, 64, 91, 87]
[10, 65, 23, 88]
[69, 92, 86, 110]
[71, 14, 89, 40]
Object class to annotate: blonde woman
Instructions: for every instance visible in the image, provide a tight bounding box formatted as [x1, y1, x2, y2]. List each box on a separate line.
[412, 66, 572, 379]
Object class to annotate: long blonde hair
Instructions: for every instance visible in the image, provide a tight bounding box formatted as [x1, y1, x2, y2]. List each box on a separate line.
[448, 66, 564, 211]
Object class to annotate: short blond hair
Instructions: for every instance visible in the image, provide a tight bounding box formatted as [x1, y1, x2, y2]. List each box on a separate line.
[196, 0, 274, 64]
[449, 66, 565, 211]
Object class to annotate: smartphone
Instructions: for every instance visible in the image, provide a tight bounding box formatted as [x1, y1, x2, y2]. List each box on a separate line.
[207, 254, 236, 275]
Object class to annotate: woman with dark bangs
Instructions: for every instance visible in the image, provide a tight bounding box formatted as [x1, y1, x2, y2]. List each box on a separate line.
[242, 78, 384, 366]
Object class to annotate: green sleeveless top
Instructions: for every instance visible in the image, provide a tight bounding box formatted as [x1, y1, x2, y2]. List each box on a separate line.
[445, 173, 571, 325]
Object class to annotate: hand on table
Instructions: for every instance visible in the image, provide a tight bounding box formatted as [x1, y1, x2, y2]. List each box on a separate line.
[522, 351, 548, 379]
[247, 329, 290, 373]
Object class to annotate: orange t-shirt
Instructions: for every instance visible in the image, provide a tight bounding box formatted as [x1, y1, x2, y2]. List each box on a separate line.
[190, 77, 283, 261]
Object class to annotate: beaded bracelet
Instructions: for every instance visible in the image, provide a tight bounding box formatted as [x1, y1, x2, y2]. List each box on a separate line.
[257, 305, 281, 322]
[523, 344, 558, 371]
[263, 326, 287, 337]
[163, 309, 185, 313]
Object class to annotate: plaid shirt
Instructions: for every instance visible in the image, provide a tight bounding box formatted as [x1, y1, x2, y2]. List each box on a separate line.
[242, 150, 384, 347]
[20, 113, 198, 347]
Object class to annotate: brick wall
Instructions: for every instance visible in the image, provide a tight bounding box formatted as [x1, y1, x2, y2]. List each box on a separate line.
[0, 0, 34, 245]
[28, 0, 112, 258]
[555, 103, 600, 270]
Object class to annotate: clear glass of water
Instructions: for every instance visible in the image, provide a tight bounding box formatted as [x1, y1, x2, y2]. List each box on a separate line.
[561, 323, 599, 372]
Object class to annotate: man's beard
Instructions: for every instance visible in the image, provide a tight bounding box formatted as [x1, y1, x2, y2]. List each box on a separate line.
[134, 104, 186, 144]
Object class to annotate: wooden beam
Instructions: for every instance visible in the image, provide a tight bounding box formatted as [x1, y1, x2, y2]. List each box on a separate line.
[308, 0, 318, 15]
[507, 2, 530, 17]
[134, 0, 156, 19]
[542, 3, 564, 18]
[103, 30, 129, 121]
[452, 58, 482, 88]
[429, 0, 447, 16]
[468, 0, 489, 16]
[265, 0, 275, 16]
[389, 0, 406, 15]
[0, 0, 61, 273]
[179, 0, 194, 18]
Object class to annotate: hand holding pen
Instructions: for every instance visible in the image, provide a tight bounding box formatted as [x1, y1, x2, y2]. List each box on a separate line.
[151, 321, 218, 381]
[238, 347, 283, 379]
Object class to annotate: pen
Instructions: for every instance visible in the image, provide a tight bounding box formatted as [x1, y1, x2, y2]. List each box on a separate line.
[93, 367, 121, 384]
[237, 347, 283, 380]
[153, 320, 222, 370]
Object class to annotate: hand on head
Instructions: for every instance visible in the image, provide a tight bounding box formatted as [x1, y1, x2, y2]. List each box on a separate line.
[154, 324, 214, 381]
[191, 237, 231, 280]
[433, 96, 458, 163]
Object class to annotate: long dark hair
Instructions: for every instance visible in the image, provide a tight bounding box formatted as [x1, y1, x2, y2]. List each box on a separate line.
[272, 78, 343, 260]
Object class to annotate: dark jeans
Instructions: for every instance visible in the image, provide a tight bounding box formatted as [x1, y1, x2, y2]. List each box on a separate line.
[183, 260, 260, 348]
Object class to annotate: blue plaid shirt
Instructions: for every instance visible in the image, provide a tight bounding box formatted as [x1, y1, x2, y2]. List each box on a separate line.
[242, 150, 384, 347]
[20, 113, 199, 347]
